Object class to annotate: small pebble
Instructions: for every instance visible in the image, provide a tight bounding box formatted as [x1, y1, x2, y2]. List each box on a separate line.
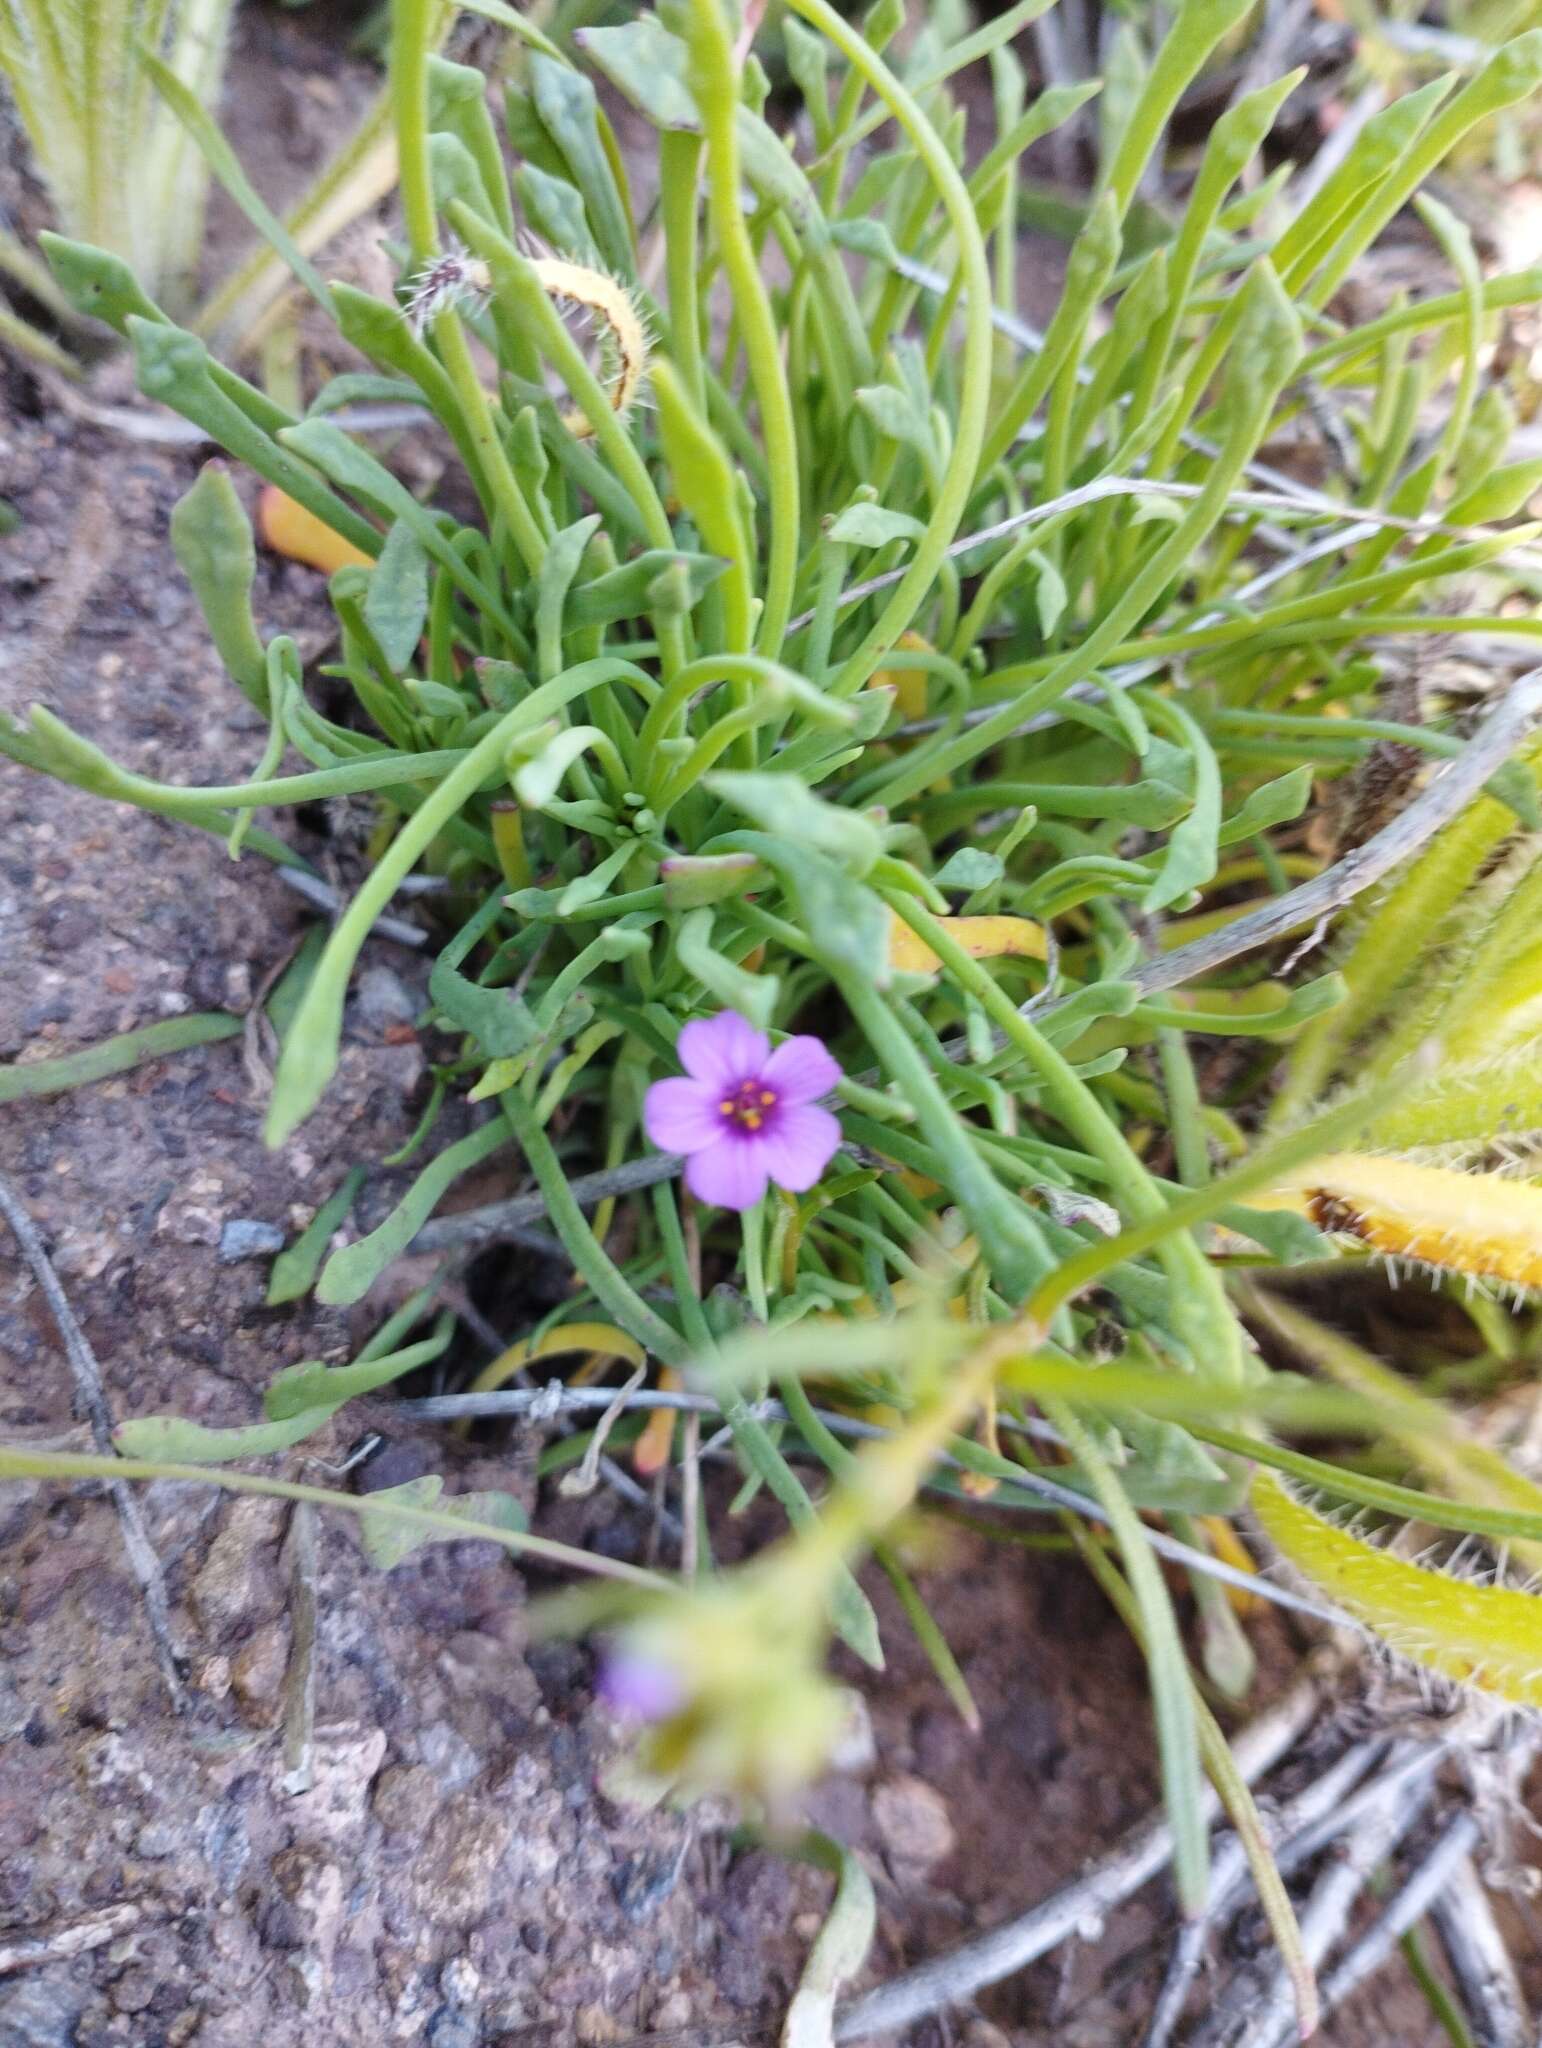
[109, 1966, 156, 2015]
[230, 1622, 290, 1724]
[354, 964, 418, 1033]
[871, 1772, 957, 1870]
[218, 1218, 286, 1263]
[373, 1763, 442, 1836]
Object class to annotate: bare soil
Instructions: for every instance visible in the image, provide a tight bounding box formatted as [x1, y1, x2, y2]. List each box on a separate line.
[0, 7, 1531, 2046]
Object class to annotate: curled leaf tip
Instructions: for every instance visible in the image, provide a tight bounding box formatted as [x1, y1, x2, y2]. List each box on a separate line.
[1258, 1152, 1542, 1289]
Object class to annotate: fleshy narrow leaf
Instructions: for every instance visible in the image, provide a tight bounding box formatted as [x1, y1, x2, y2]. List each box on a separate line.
[317, 1123, 512, 1305]
[783, 1839, 877, 2048]
[353, 1477, 529, 1570]
[267, 1169, 366, 1306]
[363, 519, 432, 674]
[0, 1014, 241, 1103]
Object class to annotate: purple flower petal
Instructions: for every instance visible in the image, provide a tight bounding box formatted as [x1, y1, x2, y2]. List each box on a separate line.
[756, 1103, 841, 1193]
[598, 1648, 685, 1722]
[762, 1034, 843, 1106]
[677, 1011, 770, 1089]
[644, 1075, 724, 1156]
[685, 1136, 770, 1211]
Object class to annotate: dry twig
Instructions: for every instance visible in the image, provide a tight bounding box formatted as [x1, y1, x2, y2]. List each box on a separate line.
[0, 1170, 186, 1712]
[1128, 666, 1542, 999]
[408, 1153, 680, 1254]
[1249, 1723, 1538, 2047]
[1194, 1759, 1440, 2048]
[832, 1666, 1330, 2042]
[277, 867, 428, 948]
[281, 1502, 320, 1796]
[1142, 1736, 1390, 2048]
[0, 1904, 142, 1977]
[1309, 1810, 1482, 2024]
[1431, 1854, 1535, 2048]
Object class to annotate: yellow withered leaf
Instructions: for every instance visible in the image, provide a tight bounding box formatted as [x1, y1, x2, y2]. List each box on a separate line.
[257, 484, 375, 574]
[1200, 1514, 1264, 1615]
[1257, 1152, 1542, 1289]
[888, 912, 1048, 976]
[635, 1367, 683, 1477]
[869, 630, 934, 721]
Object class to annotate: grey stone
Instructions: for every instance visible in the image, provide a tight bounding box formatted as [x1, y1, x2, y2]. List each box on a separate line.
[0, 1975, 85, 2046]
[416, 1722, 482, 1793]
[439, 1956, 480, 2006]
[353, 966, 417, 1034]
[425, 2007, 479, 2048]
[194, 1799, 252, 1892]
[217, 1218, 285, 1264]
[133, 1821, 181, 1859]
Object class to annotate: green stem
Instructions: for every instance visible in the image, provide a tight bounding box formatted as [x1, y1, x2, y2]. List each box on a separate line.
[1045, 1396, 1207, 1914]
[652, 1182, 714, 1349]
[741, 1202, 770, 1322]
[637, 653, 831, 759]
[392, 0, 437, 269]
[785, 0, 995, 696]
[832, 971, 1051, 1306]
[881, 888, 1240, 1380]
[1157, 1030, 1212, 1188]
[434, 313, 546, 577]
[874, 273, 1300, 811]
[500, 1090, 688, 1366]
[660, 129, 707, 409]
[266, 660, 653, 1145]
[16, 708, 469, 816]
[0, 1443, 664, 1590]
[686, 0, 800, 659]
[446, 202, 686, 679]
[1026, 1066, 1407, 1333]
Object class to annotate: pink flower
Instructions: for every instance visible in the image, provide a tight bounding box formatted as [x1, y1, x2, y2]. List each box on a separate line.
[643, 1012, 842, 1211]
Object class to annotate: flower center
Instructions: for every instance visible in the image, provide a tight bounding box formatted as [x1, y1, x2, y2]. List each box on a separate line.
[719, 1078, 778, 1133]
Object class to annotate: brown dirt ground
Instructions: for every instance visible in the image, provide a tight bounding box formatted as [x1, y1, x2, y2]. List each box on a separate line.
[2, 7, 1537, 2046]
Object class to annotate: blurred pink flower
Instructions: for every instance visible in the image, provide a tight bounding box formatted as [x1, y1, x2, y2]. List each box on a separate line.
[643, 1012, 842, 1211]
[597, 1646, 685, 1722]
